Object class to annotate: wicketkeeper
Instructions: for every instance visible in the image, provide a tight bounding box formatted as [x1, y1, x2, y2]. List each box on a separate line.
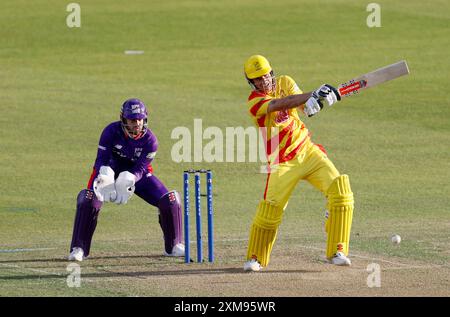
[68, 98, 184, 261]
[243, 55, 354, 271]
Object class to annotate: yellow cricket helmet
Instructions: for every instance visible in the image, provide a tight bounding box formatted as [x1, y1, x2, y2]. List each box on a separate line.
[244, 55, 272, 79]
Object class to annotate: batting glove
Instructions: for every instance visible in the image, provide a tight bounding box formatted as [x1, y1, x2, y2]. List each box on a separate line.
[304, 96, 323, 117]
[315, 84, 341, 107]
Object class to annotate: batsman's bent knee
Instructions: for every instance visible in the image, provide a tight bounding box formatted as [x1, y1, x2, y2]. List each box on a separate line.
[246, 200, 283, 267]
[325, 175, 354, 259]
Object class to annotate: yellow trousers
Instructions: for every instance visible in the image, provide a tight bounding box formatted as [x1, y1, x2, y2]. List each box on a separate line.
[246, 140, 354, 266]
[264, 141, 339, 207]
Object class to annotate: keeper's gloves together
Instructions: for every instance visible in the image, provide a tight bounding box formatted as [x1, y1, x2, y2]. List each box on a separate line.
[93, 167, 136, 204]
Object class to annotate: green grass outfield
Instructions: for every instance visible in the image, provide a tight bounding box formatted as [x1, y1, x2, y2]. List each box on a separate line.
[0, 0, 449, 297]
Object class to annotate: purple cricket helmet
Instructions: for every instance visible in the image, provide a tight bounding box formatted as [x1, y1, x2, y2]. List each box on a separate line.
[120, 98, 148, 138]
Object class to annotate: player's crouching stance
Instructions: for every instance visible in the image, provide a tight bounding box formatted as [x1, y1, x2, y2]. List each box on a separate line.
[68, 98, 184, 261]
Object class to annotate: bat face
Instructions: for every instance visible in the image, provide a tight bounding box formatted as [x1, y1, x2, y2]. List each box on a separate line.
[338, 61, 409, 98]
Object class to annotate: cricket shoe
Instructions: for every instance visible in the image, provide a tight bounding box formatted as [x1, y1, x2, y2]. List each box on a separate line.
[330, 252, 351, 266]
[164, 243, 185, 257]
[244, 259, 262, 272]
[68, 247, 85, 262]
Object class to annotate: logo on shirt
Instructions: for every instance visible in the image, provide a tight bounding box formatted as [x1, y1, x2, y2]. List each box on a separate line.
[134, 148, 143, 158]
[112, 145, 127, 158]
[146, 152, 156, 160]
[275, 110, 289, 124]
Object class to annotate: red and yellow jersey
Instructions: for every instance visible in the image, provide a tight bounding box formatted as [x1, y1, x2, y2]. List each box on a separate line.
[247, 75, 310, 164]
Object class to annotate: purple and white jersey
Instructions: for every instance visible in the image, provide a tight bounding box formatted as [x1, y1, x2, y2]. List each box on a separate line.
[87, 121, 157, 188]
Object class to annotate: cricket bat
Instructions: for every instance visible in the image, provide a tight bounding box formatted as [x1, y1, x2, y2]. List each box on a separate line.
[337, 60, 410, 98]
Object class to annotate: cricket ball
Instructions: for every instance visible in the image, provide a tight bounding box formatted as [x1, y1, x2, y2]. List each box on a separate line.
[391, 234, 401, 245]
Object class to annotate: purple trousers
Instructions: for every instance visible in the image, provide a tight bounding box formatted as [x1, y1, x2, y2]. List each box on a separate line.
[134, 173, 168, 206]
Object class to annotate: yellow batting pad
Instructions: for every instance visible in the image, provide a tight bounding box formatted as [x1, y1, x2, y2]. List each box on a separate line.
[246, 200, 283, 267]
[325, 175, 354, 259]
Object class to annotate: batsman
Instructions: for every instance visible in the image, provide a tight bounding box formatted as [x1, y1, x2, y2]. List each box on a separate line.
[243, 55, 354, 271]
[68, 98, 184, 261]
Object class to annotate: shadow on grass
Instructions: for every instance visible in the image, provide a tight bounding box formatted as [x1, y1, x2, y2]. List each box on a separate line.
[0, 254, 166, 264]
[0, 266, 319, 281]
[1, 253, 321, 281]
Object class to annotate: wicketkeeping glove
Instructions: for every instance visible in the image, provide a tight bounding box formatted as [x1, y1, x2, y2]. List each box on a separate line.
[93, 166, 117, 202]
[114, 171, 136, 205]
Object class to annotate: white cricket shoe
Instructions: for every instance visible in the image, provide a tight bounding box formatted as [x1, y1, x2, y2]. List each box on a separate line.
[331, 252, 351, 266]
[68, 247, 85, 262]
[164, 243, 185, 257]
[244, 259, 262, 272]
